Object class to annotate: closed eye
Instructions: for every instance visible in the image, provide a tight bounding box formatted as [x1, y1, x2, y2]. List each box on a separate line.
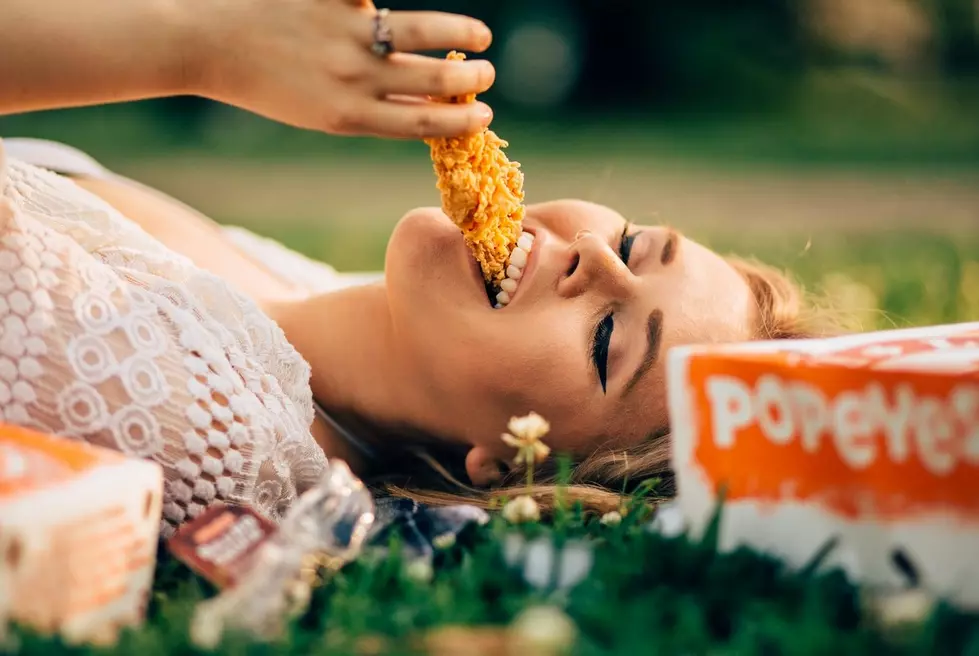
[591, 313, 614, 393]
[619, 222, 636, 265]
[590, 222, 636, 393]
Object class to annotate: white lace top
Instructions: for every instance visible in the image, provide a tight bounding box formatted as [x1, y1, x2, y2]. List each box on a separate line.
[0, 141, 376, 538]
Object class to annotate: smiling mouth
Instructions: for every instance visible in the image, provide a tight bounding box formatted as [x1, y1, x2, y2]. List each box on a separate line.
[483, 281, 497, 306]
[486, 229, 535, 309]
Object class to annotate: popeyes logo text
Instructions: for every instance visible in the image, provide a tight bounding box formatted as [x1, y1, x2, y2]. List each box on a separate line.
[688, 357, 979, 519]
[708, 375, 979, 475]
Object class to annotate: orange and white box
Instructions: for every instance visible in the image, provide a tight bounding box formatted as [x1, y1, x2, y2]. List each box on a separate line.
[0, 424, 163, 644]
[667, 321, 979, 608]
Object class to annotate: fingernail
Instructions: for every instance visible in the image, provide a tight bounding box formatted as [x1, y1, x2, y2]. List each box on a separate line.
[476, 23, 492, 50]
[479, 61, 496, 87]
[477, 102, 493, 124]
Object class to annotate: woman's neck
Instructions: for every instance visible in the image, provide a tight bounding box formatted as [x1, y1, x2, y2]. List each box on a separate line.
[269, 282, 438, 466]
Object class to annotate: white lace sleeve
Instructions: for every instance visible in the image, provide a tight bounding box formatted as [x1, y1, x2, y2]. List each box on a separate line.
[0, 143, 328, 537]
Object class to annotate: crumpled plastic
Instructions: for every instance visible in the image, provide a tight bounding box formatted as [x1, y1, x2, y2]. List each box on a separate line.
[367, 497, 489, 563]
[190, 460, 375, 648]
[187, 468, 498, 648]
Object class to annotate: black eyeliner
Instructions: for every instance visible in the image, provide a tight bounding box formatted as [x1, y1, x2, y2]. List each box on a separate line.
[619, 221, 636, 264]
[591, 313, 614, 394]
[590, 222, 634, 394]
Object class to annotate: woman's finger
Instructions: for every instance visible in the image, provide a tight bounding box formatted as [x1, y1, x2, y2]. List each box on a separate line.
[355, 10, 492, 54]
[374, 53, 495, 99]
[358, 96, 493, 139]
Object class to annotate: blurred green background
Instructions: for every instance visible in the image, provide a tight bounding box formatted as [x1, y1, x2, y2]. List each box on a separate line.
[2, 0, 977, 330]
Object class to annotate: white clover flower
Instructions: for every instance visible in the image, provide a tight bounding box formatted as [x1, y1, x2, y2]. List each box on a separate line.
[600, 510, 622, 526]
[501, 411, 552, 468]
[865, 589, 935, 629]
[405, 560, 434, 583]
[510, 605, 577, 654]
[432, 533, 456, 550]
[508, 412, 551, 441]
[646, 501, 687, 538]
[502, 495, 541, 524]
[501, 433, 551, 467]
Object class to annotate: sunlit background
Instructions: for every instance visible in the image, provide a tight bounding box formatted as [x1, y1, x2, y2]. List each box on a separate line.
[2, 0, 977, 329]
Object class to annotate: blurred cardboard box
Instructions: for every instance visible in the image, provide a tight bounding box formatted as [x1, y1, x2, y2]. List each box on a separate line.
[0, 424, 163, 645]
[667, 321, 979, 608]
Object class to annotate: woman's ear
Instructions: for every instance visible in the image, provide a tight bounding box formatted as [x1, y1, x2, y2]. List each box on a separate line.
[465, 446, 505, 486]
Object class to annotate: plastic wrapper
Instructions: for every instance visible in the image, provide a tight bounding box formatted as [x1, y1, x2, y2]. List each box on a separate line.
[0, 424, 163, 645]
[366, 497, 489, 564]
[666, 321, 979, 608]
[174, 459, 375, 648]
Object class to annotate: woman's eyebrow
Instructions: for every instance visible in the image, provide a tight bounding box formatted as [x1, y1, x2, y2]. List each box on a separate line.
[623, 308, 664, 397]
[661, 229, 679, 265]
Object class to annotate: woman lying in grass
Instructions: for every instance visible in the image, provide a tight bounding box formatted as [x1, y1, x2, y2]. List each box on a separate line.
[0, 136, 829, 535]
[0, 0, 830, 536]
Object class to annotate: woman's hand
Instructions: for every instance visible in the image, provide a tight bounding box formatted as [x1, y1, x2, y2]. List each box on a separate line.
[0, 0, 495, 140]
[193, 0, 497, 139]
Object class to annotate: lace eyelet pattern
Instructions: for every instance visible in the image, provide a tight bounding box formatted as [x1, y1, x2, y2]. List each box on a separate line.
[0, 150, 328, 537]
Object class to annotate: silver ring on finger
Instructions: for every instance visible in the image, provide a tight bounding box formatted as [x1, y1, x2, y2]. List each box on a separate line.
[371, 8, 395, 58]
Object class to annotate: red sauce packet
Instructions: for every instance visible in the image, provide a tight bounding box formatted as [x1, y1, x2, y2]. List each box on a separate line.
[167, 503, 278, 589]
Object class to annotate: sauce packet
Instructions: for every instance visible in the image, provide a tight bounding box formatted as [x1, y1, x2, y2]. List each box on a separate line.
[167, 503, 279, 590]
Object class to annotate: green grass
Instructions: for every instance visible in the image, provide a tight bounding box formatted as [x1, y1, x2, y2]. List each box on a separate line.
[6, 229, 979, 656]
[9, 499, 979, 655]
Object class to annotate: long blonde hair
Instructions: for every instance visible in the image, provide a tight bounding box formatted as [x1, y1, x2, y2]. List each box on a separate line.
[371, 256, 840, 516]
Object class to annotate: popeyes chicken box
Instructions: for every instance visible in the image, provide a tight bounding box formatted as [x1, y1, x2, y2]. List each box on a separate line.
[0, 424, 163, 645]
[666, 321, 979, 608]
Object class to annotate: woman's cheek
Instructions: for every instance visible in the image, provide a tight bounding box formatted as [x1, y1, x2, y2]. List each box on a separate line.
[513, 351, 583, 408]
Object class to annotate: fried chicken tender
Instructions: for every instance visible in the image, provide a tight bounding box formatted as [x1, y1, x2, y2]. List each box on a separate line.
[424, 52, 525, 287]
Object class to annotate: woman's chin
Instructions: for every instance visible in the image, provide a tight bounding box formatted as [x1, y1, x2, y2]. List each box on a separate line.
[393, 206, 454, 239]
[386, 207, 472, 311]
[387, 207, 451, 274]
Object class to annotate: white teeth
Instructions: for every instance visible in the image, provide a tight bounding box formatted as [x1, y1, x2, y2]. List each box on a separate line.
[493, 231, 534, 309]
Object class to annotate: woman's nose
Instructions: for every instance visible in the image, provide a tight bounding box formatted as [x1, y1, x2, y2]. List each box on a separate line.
[558, 230, 633, 300]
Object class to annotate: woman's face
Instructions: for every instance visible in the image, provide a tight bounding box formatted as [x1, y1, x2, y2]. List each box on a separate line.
[385, 199, 755, 470]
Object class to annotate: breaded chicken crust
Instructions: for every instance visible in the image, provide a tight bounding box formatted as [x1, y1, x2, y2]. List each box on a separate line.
[424, 52, 525, 287]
